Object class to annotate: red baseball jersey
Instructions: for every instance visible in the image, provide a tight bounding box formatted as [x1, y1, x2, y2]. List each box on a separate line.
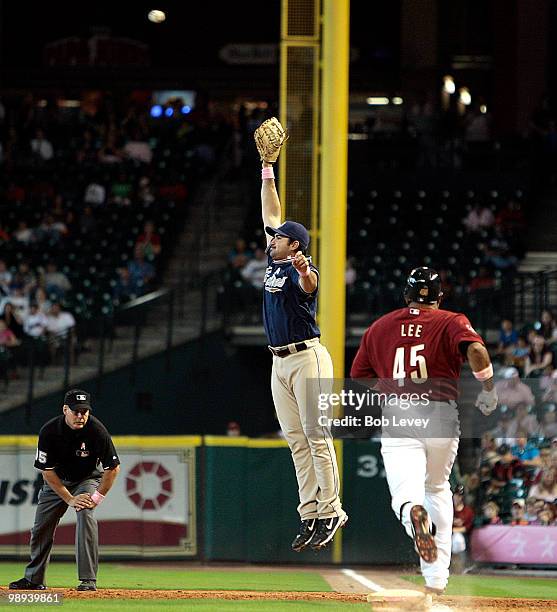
[350, 307, 484, 400]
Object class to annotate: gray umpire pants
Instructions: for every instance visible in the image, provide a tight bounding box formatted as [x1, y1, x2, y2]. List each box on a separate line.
[25, 474, 101, 585]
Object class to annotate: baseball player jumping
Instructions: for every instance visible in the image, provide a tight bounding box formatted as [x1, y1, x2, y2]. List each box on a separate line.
[9, 389, 120, 592]
[350, 267, 497, 595]
[255, 118, 347, 551]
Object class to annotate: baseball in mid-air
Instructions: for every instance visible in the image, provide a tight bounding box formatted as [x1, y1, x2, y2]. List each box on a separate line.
[148, 10, 166, 23]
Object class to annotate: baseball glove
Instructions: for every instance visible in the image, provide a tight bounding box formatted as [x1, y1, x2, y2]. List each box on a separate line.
[254, 117, 288, 163]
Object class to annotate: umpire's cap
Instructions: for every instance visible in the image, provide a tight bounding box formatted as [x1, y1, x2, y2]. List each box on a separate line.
[64, 389, 92, 412]
[404, 267, 443, 304]
[265, 221, 309, 251]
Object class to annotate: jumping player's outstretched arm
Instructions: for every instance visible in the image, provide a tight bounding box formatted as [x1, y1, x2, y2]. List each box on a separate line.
[466, 341, 498, 415]
[261, 161, 281, 245]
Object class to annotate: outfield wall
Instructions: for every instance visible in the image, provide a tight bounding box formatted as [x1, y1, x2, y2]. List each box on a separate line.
[0, 436, 415, 564]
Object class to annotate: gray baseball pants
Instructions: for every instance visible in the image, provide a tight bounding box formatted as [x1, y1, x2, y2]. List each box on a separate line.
[25, 474, 101, 585]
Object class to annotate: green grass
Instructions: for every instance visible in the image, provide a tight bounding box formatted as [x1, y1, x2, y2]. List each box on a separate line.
[0, 601, 369, 611]
[403, 574, 557, 599]
[0, 562, 330, 592]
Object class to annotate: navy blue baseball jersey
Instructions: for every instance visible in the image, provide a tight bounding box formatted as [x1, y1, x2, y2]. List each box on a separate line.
[263, 255, 321, 346]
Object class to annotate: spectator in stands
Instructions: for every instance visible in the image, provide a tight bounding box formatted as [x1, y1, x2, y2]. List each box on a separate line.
[37, 215, 66, 243]
[0, 260, 12, 295]
[32, 287, 51, 315]
[135, 221, 161, 259]
[511, 438, 541, 467]
[1, 302, 24, 341]
[30, 128, 54, 161]
[453, 485, 474, 534]
[112, 268, 141, 303]
[495, 199, 526, 235]
[509, 336, 530, 373]
[538, 310, 557, 343]
[76, 128, 99, 165]
[84, 180, 106, 206]
[24, 303, 48, 339]
[240, 247, 268, 289]
[23, 303, 49, 371]
[490, 405, 516, 446]
[491, 444, 524, 489]
[463, 203, 494, 232]
[0, 223, 9, 243]
[0, 319, 20, 378]
[10, 261, 36, 295]
[524, 497, 539, 522]
[345, 258, 357, 287]
[42, 262, 71, 299]
[496, 319, 519, 361]
[13, 221, 34, 244]
[123, 130, 153, 164]
[484, 226, 519, 270]
[481, 501, 502, 525]
[6, 180, 25, 203]
[79, 205, 98, 235]
[228, 238, 252, 270]
[509, 405, 541, 439]
[534, 503, 556, 526]
[469, 266, 495, 293]
[540, 403, 557, 438]
[127, 248, 155, 291]
[45, 302, 76, 363]
[529, 468, 557, 502]
[525, 334, 553, 378]
[495, 367, 535, 410]
[110, 172, 132, 205]
[509, 499, 529, 525]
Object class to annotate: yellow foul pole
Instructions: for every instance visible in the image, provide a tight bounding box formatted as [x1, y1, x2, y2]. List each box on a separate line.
[319, 0, 349, 378]
[320, 0, 349, 565]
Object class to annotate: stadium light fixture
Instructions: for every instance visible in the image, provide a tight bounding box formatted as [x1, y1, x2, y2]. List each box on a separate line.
[366, 97, 389, 106]
[443, 76, 456, 94]
[459, 87, 472, 106]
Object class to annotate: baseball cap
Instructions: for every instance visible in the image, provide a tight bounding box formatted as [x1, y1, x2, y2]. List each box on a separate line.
[265, 221, 310, 251]
[64, 389, 92, 412]
[503, 367, 519, 379]
[512, 498, 525, 508]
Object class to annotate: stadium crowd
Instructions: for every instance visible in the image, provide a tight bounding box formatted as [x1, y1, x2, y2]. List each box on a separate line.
[0, 91, 228, 385]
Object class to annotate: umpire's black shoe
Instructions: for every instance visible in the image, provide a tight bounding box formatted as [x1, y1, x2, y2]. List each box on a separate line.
[310, 514, 348, 550]
[9, 578, 46, 590]
[410, 505, 438, 563]
[77, 580, 97, 592]
[291, 518, 318, 552]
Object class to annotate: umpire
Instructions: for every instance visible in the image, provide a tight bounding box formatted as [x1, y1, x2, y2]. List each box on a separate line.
[9, 389, 120, 592]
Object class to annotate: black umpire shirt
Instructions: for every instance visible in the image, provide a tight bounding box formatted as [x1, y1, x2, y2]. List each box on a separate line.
[34, 415, 120, 482]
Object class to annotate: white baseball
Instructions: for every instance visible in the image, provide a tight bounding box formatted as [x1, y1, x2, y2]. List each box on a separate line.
[148, 10, 166, 23]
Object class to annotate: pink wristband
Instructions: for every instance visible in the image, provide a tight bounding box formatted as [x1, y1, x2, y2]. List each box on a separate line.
[91, 490, 105, 505]
[262, 166, 275, 180]
[473, 364, 493, 381]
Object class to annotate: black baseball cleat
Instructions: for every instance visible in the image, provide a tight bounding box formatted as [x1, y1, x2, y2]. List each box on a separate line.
[9, 578, 46, 590]
[291, 518, 318, 552]
[410, 505, 438, 563]
[77, 580, 97, 591]
[310, 514, 348, 550]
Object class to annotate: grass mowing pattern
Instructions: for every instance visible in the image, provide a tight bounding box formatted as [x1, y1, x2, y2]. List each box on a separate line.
[0, 563, 330, 592]
[403, 574, 557, 599]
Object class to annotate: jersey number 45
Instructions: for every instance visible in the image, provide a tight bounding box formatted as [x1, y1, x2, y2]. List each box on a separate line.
[393, 344, 428, 385]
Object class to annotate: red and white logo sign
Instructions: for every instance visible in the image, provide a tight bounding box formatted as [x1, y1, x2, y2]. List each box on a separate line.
[126, 462, 173, 510]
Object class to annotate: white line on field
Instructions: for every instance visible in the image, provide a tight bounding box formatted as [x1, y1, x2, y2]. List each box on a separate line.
[341, 568, 384, 592]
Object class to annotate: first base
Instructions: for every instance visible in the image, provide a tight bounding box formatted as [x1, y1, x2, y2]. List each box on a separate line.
[366, 588, 426, 610]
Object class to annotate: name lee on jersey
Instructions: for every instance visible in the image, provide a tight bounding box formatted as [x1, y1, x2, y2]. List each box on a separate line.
[318, 414, 431, 429]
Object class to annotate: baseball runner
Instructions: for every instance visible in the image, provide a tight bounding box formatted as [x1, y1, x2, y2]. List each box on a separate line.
[255, 118, 348, 551]
[9, 389, 120, 592]
[350, 267, 497, 595]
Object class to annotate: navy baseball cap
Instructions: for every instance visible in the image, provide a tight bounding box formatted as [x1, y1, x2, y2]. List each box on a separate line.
[64, 389, 92, 412]
[265, 221, 310, 251]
